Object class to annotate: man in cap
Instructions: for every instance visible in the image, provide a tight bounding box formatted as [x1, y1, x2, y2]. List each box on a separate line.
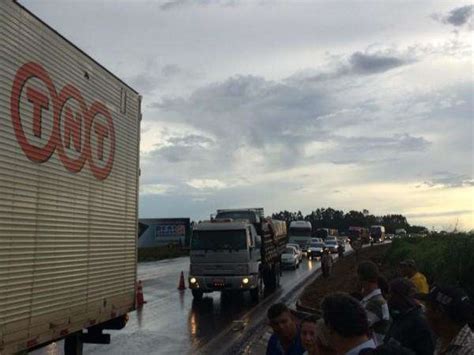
[384, 277, 435, 355]
[415, 285, 474, 355]
[399, 259, 429, 294]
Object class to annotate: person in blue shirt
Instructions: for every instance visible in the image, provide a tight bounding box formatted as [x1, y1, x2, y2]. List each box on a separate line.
[266, 303, 306, 355]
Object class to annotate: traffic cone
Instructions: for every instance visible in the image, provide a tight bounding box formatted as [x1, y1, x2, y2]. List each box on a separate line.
[178, 271, 186, 291]
[136, 280, 146, 308]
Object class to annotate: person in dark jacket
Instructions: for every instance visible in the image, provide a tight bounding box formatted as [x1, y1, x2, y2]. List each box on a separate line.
[384, 277, 435, 355]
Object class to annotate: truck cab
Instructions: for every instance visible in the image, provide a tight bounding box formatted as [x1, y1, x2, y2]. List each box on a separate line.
[370, 225, 386, 243]
[188, 220, 264, 301]
[288, 220, 312, 253]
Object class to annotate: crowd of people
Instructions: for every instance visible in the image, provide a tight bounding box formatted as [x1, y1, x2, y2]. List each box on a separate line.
[266, 259, 473, 355]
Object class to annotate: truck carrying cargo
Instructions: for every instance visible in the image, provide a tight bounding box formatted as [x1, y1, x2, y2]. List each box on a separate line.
[0, 2, 141, 354]
[348, 226, 371, 245]
[370, 225, 386, 243]
[188, 208, 287, 301]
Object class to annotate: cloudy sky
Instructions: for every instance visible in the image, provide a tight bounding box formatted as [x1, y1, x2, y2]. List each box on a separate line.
[21, 1, 473, 230]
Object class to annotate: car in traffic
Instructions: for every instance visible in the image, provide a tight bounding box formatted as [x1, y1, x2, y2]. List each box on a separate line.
[307, 242, 325, 259]
[286, 243, 303, 261]
[281, 246, 300, 269]
[324, 239, 338, 253]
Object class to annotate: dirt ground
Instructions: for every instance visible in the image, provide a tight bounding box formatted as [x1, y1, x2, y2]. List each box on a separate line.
[299, 244, 393, 311]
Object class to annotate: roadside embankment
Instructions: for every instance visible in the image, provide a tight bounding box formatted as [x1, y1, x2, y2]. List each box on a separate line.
[298, 244, 390, 312]
[137, 245, 189, 262]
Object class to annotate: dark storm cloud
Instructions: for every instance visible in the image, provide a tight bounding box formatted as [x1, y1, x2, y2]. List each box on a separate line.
[421, 172, 474, 188]
[432, 5, 473, 27]
[155, 75, 331, 151]
[349, 52, 407, 75]
[293, 51, 413, 83]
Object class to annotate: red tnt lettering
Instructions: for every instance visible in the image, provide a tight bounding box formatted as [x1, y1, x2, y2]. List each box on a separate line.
[11, 62, 116, 180]
[26, 86, 49, 138]
[93, 121, 109, 161]
[63, 106, 82, 152]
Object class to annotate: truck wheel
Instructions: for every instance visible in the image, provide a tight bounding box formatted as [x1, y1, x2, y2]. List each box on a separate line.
[250, 274, 263, 302]
[192, 290, 203, 300]
[275, 263, 281, 287]
[64, 332, 83, 355]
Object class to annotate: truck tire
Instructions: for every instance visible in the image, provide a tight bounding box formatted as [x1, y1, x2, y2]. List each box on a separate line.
[250, 274, 263, 303]
[192, 290, 203, 300]
[264, 264, 280, 290]
[64, 332, 83, 355]
[275, 263, 281, 287]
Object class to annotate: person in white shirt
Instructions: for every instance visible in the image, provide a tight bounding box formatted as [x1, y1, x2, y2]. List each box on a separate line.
[357, 261, 390, 345]
[321, 293, 376, 355]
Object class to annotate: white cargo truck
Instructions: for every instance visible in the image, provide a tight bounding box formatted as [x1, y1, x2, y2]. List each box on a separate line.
[0, 2, 141, 354]
[189, 209, 287, 302]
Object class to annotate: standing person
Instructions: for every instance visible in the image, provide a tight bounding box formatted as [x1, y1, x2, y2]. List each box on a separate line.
[321, 293, 376, 354]
[266, 303, 305, 355]
[357, 261, 390, 345]
[338, 243, 345, 259]
[321, 249, 333, 278]
[415, 285, 474, 355]
[384, 278, 435, 355]
[399, 259, 429, 294]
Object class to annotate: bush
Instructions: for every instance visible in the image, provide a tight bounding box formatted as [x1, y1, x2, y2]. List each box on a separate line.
[138, 245, 189, 262]
[385, 234, 474, 298]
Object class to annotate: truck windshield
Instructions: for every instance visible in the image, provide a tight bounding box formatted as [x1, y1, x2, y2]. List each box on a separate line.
[289, 227, 311, 237]
[370, 227, 382, 236]
[349, 230, 361, 238]
[191, 230, 247, 250]
[316, 229, 328, 239]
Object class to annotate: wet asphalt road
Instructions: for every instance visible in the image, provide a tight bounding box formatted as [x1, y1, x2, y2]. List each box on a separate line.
[31, 252, 332, 355]
[86, 256, 321, 355]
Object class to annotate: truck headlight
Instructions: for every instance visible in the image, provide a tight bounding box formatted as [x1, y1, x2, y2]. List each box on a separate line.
[242, 277, 249, 284]
[190, 277, 197, 284]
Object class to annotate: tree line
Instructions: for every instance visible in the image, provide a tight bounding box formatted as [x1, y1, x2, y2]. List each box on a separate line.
[270, 208, 428, 235]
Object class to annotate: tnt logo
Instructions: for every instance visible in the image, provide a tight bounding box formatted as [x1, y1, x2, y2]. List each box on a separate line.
[10, 62, 116, 180]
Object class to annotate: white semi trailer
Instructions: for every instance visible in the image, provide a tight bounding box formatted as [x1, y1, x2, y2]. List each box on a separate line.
[0, 2, 141, 354]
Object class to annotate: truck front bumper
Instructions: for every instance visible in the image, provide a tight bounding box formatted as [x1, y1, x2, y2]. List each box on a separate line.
[188, 274, 258, 292]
